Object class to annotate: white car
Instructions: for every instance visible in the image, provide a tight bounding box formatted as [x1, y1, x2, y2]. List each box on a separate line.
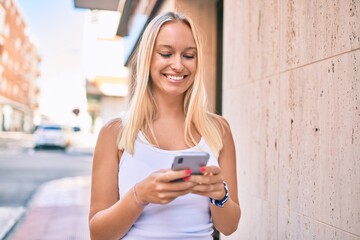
[33, 124, 73, 150]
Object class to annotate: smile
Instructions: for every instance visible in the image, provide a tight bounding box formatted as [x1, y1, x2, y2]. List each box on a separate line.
[165, 74, 186, 81]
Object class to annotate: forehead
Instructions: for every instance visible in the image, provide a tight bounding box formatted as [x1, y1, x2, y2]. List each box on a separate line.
[155, 21, 196, 48]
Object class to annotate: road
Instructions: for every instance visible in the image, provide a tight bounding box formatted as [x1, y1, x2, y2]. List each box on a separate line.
[0, 149, 92, 207]
[0, 132, 95, 239]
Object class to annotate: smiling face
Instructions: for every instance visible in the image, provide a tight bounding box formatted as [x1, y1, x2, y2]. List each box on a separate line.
[150, 21, 197, 98]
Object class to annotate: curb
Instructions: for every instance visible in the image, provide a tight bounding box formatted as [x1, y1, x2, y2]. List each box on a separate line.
[0, 207, 25, 239]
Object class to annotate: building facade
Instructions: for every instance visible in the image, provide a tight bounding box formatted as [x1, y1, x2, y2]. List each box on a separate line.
[222, 1, 360, 239]
[0, 0, 41, 132]
[81, 9, 129, 133]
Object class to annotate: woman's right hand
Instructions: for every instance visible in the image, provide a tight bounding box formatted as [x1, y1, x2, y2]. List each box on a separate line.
[135, 169, 197, 205]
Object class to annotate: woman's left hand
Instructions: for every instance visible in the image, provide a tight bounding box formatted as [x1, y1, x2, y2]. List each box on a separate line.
[188, 165, 226, 200]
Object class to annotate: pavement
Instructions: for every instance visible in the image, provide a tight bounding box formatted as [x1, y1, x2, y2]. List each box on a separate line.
[0, 131, 96, 240]
[1, 176, 91, 240]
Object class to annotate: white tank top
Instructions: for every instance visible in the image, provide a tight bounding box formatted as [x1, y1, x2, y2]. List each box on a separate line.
[118, 131, 219, 239]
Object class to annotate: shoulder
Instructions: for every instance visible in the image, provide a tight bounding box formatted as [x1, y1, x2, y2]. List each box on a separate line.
[97, 118, 124, 145]
[102, 118, 123, 132]
[207, 112, 231, 135]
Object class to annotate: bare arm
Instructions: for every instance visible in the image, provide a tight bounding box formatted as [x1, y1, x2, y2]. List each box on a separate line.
[209, 119, 240, 235]
[89, 119, 144, 240]
[190, 118, 241, 235]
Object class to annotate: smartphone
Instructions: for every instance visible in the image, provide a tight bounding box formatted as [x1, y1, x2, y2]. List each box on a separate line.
[171, 152, 210, 175]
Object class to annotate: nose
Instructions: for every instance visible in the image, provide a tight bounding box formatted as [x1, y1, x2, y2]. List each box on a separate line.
[170, 55, 184, 71]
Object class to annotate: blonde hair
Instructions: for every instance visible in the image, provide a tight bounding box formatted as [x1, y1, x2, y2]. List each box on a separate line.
[118, 12, 226, 157]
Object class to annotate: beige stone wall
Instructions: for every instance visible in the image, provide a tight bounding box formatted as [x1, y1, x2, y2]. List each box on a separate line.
[222, 1, 360, 239]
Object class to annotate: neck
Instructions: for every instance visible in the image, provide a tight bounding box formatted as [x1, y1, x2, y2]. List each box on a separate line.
[153, 93, 186, 119]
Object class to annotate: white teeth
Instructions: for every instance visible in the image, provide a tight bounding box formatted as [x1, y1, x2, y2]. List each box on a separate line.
[167, 75, 184, 81]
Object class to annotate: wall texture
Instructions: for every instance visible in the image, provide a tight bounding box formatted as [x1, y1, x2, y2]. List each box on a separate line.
[222, 0, 360, 239]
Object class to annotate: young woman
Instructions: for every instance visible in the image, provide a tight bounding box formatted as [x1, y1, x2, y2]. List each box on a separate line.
[89, 11, 240, 240]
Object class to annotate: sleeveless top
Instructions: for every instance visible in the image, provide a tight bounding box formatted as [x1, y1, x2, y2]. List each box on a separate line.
[118, 131, 219, 240]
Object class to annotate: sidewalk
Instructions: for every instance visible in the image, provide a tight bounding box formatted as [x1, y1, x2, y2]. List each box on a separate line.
[3, 176, 91, 240]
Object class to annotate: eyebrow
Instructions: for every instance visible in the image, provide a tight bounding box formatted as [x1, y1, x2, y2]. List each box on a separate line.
[156, 44, 197, 51]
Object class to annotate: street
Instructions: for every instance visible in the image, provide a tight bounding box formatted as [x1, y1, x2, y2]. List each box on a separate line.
[0, 132, 95, 239]
[0, 149, 92, 207]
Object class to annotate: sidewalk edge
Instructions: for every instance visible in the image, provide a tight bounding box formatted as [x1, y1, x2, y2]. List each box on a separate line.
[0, 207, 25, 239]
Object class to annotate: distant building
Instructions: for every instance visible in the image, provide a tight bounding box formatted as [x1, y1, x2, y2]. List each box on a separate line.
[80, 9, 129, 133]
[0, 0, 41, 132]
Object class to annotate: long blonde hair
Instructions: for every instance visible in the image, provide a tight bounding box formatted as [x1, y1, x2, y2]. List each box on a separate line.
[118, 12, 226, 157]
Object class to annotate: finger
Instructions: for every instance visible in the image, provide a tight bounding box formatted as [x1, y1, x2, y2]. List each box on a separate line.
[156, 169, 192, 182]
[190, 184, 222, 197]
[202, 165, 222, 175]
[190, 173, 223, 185]
[154, 189, 193, 204]
[160, 181, 197, 192]
[150, 183, 196, 204]
[190, 181, 225, 199]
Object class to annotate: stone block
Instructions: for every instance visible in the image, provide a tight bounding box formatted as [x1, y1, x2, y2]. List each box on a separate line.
[223, 0, 250, 89]
[279, 0, 360, 71]
[279, 51, 360, 236]
[249, 0, 280, 80]
[223, 76, 279, 204]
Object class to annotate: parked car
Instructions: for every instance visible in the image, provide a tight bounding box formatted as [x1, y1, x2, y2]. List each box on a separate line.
[33, 124, 73, 150]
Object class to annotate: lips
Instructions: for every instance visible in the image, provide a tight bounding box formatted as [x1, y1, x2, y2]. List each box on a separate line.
[164, 74, 186, 81]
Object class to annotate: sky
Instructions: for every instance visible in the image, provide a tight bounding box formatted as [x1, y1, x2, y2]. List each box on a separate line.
[16, 0, 89, 125]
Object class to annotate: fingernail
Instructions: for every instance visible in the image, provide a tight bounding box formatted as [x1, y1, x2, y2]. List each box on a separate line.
[185, 169, 192, 175]
[200, 167, 206, 173]
[183, 176, 190, 181]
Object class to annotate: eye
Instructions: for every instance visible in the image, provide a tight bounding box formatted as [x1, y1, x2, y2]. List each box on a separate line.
[159, 52, 172, 58]
[183, 55, 195, 59]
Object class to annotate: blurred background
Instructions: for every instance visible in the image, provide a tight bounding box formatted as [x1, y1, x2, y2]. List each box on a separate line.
[0, 0, 133, 239]
[0, 0, 359, 240]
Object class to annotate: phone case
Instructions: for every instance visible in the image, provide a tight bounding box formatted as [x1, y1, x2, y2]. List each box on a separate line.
[171, 152, 210, 175]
